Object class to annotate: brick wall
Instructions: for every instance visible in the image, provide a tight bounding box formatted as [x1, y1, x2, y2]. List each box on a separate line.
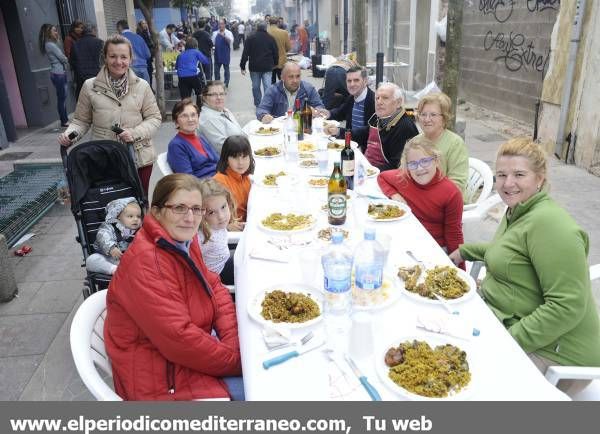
[459, 1, 559, 123]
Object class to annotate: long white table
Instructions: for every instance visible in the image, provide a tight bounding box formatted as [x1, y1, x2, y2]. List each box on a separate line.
[234, 121, 569, 401]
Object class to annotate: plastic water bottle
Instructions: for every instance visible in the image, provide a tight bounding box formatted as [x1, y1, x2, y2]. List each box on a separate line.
[284, 109, 297, 164]
[321, 232, 353, 351]
[354, 228, 385, 292]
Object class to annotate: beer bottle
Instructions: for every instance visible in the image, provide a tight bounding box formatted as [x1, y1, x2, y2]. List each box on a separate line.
[328, 162, 347, 225]
[302, 100, 312, 135]
[293, 99, 304, 141]
[341, 131, 355, 190]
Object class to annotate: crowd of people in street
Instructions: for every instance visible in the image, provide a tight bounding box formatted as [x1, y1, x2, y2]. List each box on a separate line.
[38, 11, 600, 402]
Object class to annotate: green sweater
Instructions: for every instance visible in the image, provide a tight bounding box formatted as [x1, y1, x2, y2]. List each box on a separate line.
[419, 129, 469, 195]
[460, 192, 600, 366]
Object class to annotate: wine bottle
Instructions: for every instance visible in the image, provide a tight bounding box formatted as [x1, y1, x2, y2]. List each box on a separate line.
[293, 99, 304, 141]
[341, 131, 355, 190]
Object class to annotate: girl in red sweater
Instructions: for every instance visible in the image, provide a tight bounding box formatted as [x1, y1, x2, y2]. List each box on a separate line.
[377, 136, 464, 265]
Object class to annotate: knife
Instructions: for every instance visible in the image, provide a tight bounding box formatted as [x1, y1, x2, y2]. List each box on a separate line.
[263, 341, 325, 369]
[345, 355, 382, 401]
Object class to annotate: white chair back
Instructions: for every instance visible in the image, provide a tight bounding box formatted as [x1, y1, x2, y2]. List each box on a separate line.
[464, 157, 494, 208]
[70, 291, 122, 401]
[148, 152, 173, 205]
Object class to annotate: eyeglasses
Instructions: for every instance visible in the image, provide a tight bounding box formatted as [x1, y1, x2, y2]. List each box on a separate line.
[407, 156, 436, 170]
[417, 112, 442, 120]
[206, 92, 226, 98]
[178, 113, 198, 120]
[163, 204, 205, 216]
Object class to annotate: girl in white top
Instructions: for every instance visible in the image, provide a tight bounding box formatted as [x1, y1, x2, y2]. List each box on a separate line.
[198, 179, 237, 285]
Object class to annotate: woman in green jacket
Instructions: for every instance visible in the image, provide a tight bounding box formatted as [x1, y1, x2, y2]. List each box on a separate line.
[450, 137, 600, 396]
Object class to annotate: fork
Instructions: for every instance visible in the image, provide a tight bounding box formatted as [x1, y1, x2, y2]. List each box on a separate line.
[267, 331, 314, 352]
[406, 250, 426, 269]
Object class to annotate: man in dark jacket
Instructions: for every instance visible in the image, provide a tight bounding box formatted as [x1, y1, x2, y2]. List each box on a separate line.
[193, 20, 214, 80]
[240, 22, 278, 107]
[325, 66, 375, 150]
[70, 23, 103, 101]
[257, 62, 328, 122]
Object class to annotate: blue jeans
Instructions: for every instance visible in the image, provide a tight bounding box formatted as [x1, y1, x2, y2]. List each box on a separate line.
[50, 73, 68, 125]
[222, 376, 245, 401]
[132, 66, 150, 83]
[214, 63, 230, 86]
[250, 71, 271, 107]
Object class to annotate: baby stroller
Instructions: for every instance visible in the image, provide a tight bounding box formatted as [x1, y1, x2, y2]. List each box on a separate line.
[60, 140, 146, 298]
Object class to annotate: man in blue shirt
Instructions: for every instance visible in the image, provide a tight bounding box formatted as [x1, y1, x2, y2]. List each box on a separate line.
[116, 20, 151, 82]
[257, 62, 329, 123]
[212, 19, 234, 88]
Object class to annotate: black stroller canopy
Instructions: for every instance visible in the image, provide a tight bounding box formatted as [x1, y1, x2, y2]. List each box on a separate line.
[66, 140, 144, 213]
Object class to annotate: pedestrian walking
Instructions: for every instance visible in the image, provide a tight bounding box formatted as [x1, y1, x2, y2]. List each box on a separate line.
[240, 22, 278, 107]
[212, 19, 233, 88]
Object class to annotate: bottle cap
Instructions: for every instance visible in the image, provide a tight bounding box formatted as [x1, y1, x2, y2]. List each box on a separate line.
[331, 232, 344, 244]
[364, 227, 376, 240]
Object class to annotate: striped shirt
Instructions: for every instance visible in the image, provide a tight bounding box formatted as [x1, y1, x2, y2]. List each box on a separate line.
[351, 99, 366, 129]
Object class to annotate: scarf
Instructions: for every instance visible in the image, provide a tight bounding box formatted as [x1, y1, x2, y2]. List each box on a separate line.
[107, 70, 129, 100]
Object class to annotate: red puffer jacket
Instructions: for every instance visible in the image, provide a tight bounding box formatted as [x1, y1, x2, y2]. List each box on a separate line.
[104, 214, 241, 400]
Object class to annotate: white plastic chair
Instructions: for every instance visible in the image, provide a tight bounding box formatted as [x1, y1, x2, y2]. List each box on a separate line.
[463, 158, 505, 223]
[148, 152, 173, 205]
[544, 264, 600, 400]
[70, 291, 122, 401]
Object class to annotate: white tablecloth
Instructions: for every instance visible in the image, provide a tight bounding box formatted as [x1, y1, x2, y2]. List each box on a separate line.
[233, 124, 569, 401]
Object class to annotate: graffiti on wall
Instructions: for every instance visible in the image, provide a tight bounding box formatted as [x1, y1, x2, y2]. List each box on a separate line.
[527, 0, 560, 13]
[479, 1, 557, 75]
[479, 0, 514, 23]
[483, 31, 550, 73]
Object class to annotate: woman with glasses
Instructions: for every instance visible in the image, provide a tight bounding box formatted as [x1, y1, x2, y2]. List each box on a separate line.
[416, 92, 469, 194]
[378, 136, 464, 266]
[198, 81, 246, 153]
[167, 98, 219, 178]
[104, 173, 243, 400]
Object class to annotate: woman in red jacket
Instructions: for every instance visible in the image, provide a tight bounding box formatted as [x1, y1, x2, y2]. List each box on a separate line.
[377, 136, 464, 266]
[104, 173, 242, 400]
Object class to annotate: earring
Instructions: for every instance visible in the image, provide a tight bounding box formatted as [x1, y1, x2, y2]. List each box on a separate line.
[537, 185, 541, 191]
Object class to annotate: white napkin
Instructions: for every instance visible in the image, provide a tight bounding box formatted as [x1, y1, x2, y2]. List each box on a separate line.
[262, 326, 293, 349]
[416, 311, 475, 341]
[249, 244, 291, 263]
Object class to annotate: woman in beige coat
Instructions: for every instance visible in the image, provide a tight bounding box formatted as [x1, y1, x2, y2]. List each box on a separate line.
[59, 34, 161, 194]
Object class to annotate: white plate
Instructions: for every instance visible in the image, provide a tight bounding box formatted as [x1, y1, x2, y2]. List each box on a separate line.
[254, 147, 283, 158]
[366, 200, 411, 222]
[376, 334, 475, 400]
[307, 177, 329, 188]
[396, 265, 476, 305]
[251, 127, 281, 136]
[327, 139, 359, 151]
[257, 172, 294, 188]
[322, 120, 340, 128]
[365, 166, 380, 178]
[351, 275, 400, 311]
[248, 284, 323, 329]
[259, 212, 317, 234]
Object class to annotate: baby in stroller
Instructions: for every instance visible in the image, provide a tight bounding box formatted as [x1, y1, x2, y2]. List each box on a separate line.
[86, 197, 142, 275]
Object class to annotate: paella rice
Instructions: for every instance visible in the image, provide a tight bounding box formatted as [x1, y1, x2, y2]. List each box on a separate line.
[260, 290, 320, 323]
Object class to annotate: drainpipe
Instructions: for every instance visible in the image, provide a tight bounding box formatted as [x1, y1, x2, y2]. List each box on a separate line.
[554, 0, 587, 159]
